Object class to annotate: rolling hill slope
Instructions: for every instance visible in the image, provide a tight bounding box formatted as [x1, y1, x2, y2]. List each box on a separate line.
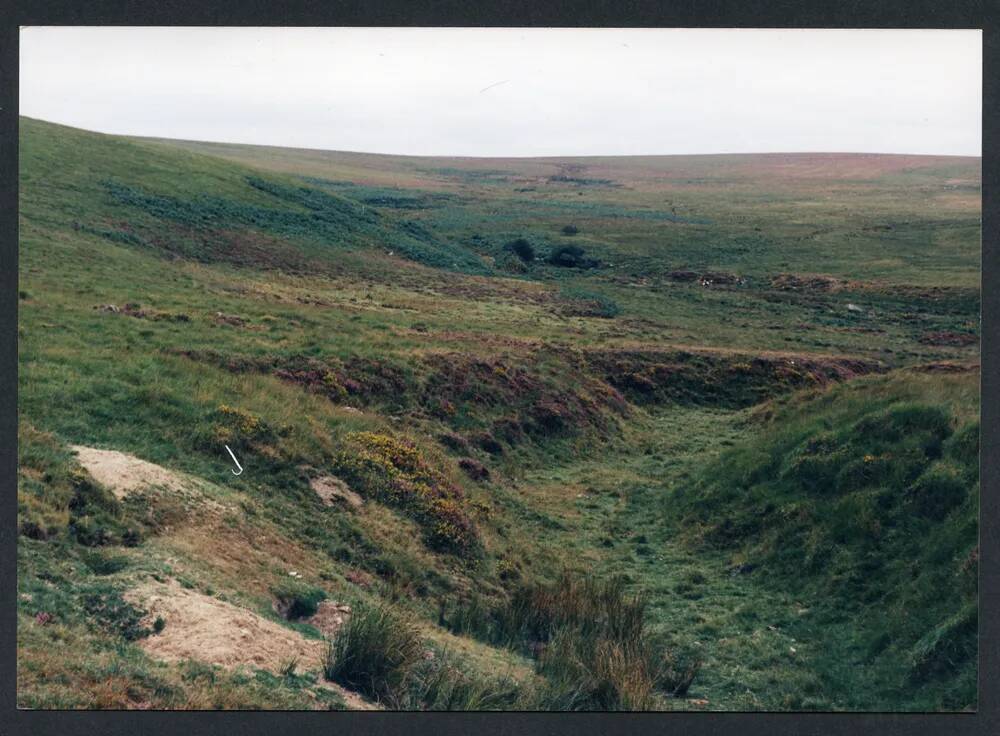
[17, 117, 980, 710]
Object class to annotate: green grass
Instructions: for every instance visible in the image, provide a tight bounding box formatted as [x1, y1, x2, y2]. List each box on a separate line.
[17, 117, 979, 710]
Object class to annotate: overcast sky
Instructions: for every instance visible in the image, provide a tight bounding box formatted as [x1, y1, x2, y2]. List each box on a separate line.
[19, 27, 982, 157]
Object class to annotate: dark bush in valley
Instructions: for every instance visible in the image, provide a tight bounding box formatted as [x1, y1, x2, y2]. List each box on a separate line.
[561, 225, 579, 236]
[548, 245, 600, 269]
[506, 238, 535, 263]
[437, 432, 471, 453]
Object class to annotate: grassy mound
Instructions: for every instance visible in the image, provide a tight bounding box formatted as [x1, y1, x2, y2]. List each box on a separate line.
[670, 369, 979, 709]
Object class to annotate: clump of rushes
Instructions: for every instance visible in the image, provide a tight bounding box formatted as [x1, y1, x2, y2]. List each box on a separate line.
[475, 574, 700, 710]
[324, 601, 424, 704]
[333, 432, 479, 554]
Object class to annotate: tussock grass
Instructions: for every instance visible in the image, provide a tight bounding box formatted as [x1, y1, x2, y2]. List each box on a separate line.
[324, 601, 424, 703]
[445, 574, 700, 710]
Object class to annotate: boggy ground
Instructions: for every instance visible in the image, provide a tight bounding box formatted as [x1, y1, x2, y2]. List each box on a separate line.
[16, 117, 979, 710]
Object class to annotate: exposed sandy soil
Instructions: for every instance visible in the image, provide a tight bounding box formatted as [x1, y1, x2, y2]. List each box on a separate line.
[127, 578, 326, 671]
[125, 579, 375, 709]
[309, 475, 363, 508]
[304, 600, 352, 638]
[71, 445, 196, 500]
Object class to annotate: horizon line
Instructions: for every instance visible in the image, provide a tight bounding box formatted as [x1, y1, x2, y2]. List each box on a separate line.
[20, 115, 983, 161]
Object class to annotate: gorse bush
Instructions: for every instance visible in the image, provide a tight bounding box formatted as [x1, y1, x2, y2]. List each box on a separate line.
[332, 432, 479, 554]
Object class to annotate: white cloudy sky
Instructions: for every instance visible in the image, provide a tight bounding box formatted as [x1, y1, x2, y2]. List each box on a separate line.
[20, 27, 982, 157]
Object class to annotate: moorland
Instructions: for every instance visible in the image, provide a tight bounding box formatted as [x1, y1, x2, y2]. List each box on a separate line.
[16, 117, 980, 710]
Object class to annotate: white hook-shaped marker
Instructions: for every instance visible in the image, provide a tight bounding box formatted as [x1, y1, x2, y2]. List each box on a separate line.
[224, 445, 244, 476]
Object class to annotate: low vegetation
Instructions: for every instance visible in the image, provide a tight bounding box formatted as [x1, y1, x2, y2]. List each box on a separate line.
[667, 371, 979, 710]
[17, 117, 979, 710]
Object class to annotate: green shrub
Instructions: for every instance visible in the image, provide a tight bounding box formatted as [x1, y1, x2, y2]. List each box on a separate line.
[561, 288, 621, 318]
[66, 471, 142, 547]
[548, 244, 599, 269]
[272, 582, 327, 620]
[81, 586, 152, 641]
[945, 422, 979, 468]
[505, 238, 535, 262]
[324, 601, 424, 704]
[81, 550, 129, 576]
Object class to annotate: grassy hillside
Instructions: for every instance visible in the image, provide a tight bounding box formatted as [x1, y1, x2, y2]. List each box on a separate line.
[17, 117, 979, 710]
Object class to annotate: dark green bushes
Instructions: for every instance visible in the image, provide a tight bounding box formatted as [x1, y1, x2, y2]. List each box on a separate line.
[272, 582, 327, 620]
[81, 550, 130, 576]
[908, 463, 968, 520]
[908, 602, 977, 682]
[81, 585, 153, 641]
[68, 470, 142, 548]
[548, 244, 600, 269]
[506, 238, 535, 262]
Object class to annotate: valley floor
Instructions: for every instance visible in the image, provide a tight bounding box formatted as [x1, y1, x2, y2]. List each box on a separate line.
[516, 406, 828, 711]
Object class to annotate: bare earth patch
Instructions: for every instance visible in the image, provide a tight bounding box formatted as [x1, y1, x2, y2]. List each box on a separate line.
[304, 600, 352, 638]
[71, 445, 195, 500]
[127, 579, 325, 671]
[126, 579, 376, 710]
[309, 475, 363, 508]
